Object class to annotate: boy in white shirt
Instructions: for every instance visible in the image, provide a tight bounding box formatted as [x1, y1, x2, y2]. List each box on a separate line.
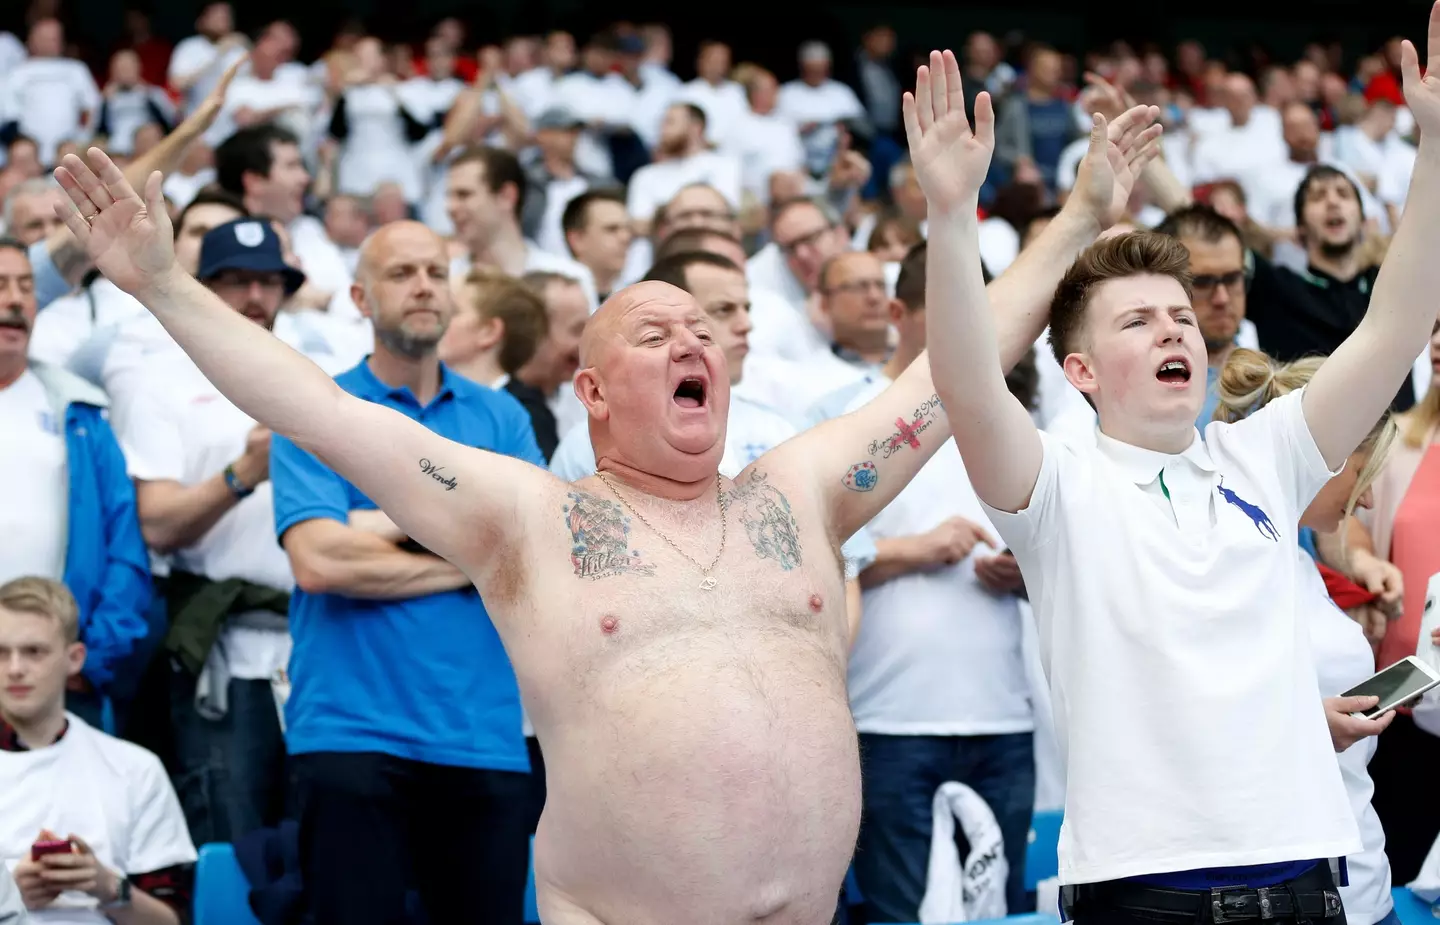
[0, 577, 195, 925]
[905, 21, 1440, 921]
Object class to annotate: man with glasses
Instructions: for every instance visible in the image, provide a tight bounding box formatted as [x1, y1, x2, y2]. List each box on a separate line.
[746, 197, 852, 369]
[1154, 205, 1260, 425]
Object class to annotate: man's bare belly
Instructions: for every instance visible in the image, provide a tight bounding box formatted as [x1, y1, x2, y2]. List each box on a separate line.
[531, 632, 860, 925]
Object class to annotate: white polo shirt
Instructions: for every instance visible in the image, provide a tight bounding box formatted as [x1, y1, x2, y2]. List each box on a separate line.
[0, 370, 67, 584]
[982, 388, 1360, 884]
[120, 358, 294, 681]
[833, 375, 1033, 735]
[0, 714, 196, 925]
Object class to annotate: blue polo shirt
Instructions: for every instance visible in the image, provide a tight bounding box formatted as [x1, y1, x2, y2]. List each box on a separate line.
[271, 360, 544, 771]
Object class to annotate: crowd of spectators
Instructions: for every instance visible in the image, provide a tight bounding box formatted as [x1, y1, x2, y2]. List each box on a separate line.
[1, 3, 1437, 923]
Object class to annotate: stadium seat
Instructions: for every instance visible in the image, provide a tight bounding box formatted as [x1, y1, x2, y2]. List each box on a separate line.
[1392, 885, 1438, 924]
[525, 836, 540, 923]
[194, 843, 262, 925]
[1025, 810, 1062, 890]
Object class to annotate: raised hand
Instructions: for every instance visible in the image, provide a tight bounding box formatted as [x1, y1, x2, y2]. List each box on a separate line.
[53, 149, 177, 298]
[902, 49, 994, 213]
[1401, 1, 1440, 137]
[1070, 76, 1164, 230]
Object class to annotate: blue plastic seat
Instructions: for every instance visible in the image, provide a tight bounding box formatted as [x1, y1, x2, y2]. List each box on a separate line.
[1025, 810, 1062, 890]
[194, 843, 262, 925]
[1392, 885, 1439, 923]
[525, 835, 539, 923]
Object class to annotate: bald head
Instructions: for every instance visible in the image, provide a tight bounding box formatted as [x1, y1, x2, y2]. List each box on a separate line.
[351, 221, 453, 360]
[576, 279, 729, 487]
[581, 280, 696, 368]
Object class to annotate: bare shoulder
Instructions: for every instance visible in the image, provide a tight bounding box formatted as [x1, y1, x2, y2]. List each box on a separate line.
[726, 466, 810, 572]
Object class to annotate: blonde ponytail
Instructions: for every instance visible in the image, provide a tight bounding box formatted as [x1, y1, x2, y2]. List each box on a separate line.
[1212, 348, 1325, 423]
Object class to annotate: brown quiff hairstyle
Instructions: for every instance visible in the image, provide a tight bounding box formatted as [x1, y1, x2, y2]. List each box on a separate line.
[458, 268, 550, 376]
[1047, 232, 1195, 369]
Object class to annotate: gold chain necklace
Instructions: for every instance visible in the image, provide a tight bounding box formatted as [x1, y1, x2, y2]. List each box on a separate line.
[595, 472, 728, 590]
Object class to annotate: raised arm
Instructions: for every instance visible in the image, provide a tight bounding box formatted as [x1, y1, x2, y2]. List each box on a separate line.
[912, 51, 1040, 514]
[36, 57, 245, 297]
[52, 150, 556, 586]
[1305, 4, 1440, 468]
[771, 73, 1162, 540]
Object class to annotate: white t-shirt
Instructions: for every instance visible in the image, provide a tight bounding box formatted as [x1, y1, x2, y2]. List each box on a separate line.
[1, 58, 101, 163]
[744, 285, 830, 367]
[625, 151, 742, 223]
[981, 389, 1360, 884]
[0, 714, 196, 925]
[834, 375, 1033, 734]
[121, 357, 294, 680]
[29, 279, 149, 373]
[99, 86, 175, 156]
[736, 111, 808, 203]
[736, 352, 865, 425]
[1299, 547, 1392, 925]
[167, 36, 247, 115]
[450, 243, 600, 311]
[0, 370, 67, 584]
[204, 70, 316, 148]
[1188, 108, 1287, 186]
[675, 79, 749, 151]
[333, 84, 425, 202]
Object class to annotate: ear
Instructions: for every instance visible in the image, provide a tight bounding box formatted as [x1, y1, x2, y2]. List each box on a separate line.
[349, 282, 372, 320]
[886, 297, 906, 325]
[475, 316, 504, 351]
[65, 642, 86, 679]
[1062, 351, 1100, 398]
[573, 368, 608, 420]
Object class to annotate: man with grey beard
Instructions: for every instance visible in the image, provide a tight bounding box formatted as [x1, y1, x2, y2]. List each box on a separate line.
[269, 221, 544, 925]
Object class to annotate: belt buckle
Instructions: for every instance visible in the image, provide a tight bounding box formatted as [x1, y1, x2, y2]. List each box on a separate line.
[1210, 886, 1253, 924]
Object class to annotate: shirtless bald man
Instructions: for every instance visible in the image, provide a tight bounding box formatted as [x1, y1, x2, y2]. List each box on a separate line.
[52, 101, 1159, 925]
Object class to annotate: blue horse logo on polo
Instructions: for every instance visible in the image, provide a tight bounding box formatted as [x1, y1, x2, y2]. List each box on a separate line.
[1217, 476, 1279, 541]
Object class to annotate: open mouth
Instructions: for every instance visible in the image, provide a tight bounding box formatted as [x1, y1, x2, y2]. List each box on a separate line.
[1323, 216, 1348, 233]
[1155, 356, 1192, 385]
[673, 376, 707, 408]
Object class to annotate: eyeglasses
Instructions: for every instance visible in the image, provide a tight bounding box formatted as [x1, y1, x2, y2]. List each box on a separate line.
[1191, 270, 1245, 297]
[824, 279, 886, 296]
[776, 225, 834, 256]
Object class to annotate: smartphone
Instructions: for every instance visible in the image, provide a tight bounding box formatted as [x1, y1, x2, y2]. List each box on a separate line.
[1342, 655, 1440, 718]
[31, 839, 73, 860]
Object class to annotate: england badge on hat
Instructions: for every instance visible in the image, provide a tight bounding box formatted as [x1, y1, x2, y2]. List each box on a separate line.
[234, 221, 265, 248]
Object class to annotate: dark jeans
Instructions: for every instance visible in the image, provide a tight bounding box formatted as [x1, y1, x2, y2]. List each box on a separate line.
[524, 736, 546, 834]
[1369, 712, 1440, 883]
[292, 750, 531, 925]
[855, 731, 1035, 923]
[169, 666, 289, 845]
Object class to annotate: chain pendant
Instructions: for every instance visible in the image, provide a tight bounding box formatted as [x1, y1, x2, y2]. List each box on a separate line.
[699, 575, 718, 591]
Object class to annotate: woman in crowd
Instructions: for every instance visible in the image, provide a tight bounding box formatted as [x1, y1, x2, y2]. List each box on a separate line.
[1215, 348, 1401, 925]
[1362, 315, 1440, 883]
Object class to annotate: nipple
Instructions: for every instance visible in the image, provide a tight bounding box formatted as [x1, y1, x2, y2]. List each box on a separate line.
[600, 615, 620, 635]
[808, 594, 824, 612]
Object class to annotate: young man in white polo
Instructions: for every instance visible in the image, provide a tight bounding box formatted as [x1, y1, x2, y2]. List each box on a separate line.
[905, 25, 1440, 923]
[0, 576, 195, 924]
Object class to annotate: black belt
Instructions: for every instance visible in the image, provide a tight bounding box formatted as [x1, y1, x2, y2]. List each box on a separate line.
[1074, 866, 1344, 923]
